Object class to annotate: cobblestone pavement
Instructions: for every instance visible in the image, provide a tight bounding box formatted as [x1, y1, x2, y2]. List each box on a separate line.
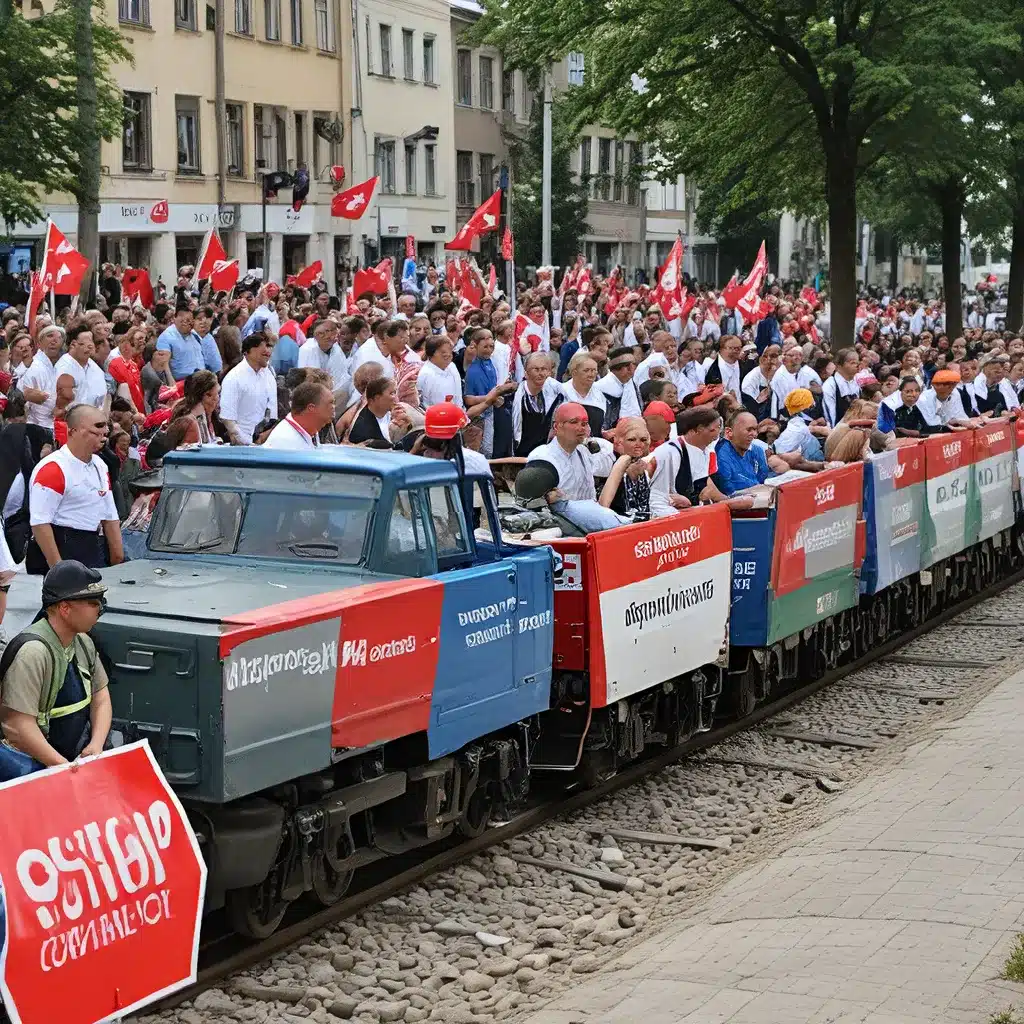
[520, 669, 1024, 1024]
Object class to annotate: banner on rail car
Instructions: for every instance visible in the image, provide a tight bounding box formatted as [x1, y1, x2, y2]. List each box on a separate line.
[770, 464, 863, 598]
[585, 505, 732, 704]
[0, 742, 206, 1024]
[921, 431, 976, 566]
[861, 446, 926, 594]
[974, 422, 1015, 543]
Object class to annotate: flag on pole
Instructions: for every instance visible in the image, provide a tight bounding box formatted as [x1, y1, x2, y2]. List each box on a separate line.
[501, 227, 514, 261]
[193, 229, 227, 286]
[446, 190, 502, 250]
[122, 268, 156, 309]
[331, 176, 378, 219]
[487, 264, 497, 297]
[352, 259, 392, 297]
[211, 259, 241, 293]
[295, 260, 323, 289]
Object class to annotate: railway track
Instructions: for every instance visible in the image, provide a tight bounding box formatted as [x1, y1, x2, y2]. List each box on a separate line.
[152, 566, 1024, 1017]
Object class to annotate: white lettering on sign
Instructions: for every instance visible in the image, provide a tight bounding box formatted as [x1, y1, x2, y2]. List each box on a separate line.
[943, 440, 962, 460]
[633, 525, 701, 561]
[814, 482, 835, 505]
[465, 621, 513, 648]
[341, 639, 367, 667]
[877, 459, 906, 482]
[791, 518, 853, 554]
[458, 597, 517, 627]
[554, 552, 583, 591]
[984, 430, 1006, 445]
[816, 590, 840, 615]
[15, 801, 174, 970]
[226, 640, 338, 692]
[891, 500, 913, 526]
[518, 610, 552, 634]
[371, 636, 416, 662]
[624, 579, 715, 630]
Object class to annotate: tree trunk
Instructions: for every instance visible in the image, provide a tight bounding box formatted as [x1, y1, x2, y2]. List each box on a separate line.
[936, 178, 965, 341]
[825, 152, 858, 346]
[1007, 200, 1024, 335]
[73, 0, 100, 306]
[888, 233, 900, 295]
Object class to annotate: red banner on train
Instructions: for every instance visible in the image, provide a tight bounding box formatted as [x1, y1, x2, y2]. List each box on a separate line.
[770, 464, 864, 598]
[0, 742, 206, 1024]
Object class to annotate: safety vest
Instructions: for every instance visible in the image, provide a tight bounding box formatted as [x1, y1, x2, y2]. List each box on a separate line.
[0, 618, 96, 735]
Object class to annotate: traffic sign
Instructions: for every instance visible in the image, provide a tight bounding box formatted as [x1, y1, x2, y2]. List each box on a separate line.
[0, 742, 206, 1024]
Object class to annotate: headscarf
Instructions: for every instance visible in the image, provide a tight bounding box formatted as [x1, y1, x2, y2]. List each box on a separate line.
[785, 387, 815, 415]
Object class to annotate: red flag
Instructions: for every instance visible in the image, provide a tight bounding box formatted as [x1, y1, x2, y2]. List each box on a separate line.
[345, 287, 359, 313]
[331, 176, 378, 219]
[353, 258, 392, 297]
[488, 263, 497, 297]
[296, 260, 323, 289]
[653, 238, 684, 319]
[576, 265, 593, 298]
[329, 165, 347, 185]
[210, 259, 240, 293]
[445, 258, 462, 294]
[26, 271, 45, 335]
[800, 285, 818, 306]
[194, 229, 227, 283]
[405, 235, 416, 259]
[460, 273, 483, 309]
[42, 222, 90, 297]
[446, 189, 502, 250]
[736, 241, 768, 323]
[121, 267, 156, 310]
[501, 227, 514, 261]
[721, 273, 744, 309]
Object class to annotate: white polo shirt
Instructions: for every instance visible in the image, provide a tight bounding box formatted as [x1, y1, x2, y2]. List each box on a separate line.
[261, 415, 320, 450]
[219, 359, 278, 445]
[20, 350, 58, 429]
[30, 445, 119, 530]
[417, 360, 464, 409]
[54, 353, 108, 410]
[297, 338, 352, 392]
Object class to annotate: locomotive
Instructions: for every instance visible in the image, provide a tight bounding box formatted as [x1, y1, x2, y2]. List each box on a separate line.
[3, 422, 1020, 939]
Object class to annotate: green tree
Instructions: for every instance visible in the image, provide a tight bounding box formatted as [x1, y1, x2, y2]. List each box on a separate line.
[505, 96, 589, 268]
[0, 0, 130, 231]
[479, 0, 968, 343]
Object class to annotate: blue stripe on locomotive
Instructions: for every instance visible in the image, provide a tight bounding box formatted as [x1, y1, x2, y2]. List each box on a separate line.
[426, 546, 554, 758]
[729, 515, 775, 647]
[860, 456, 924, 595]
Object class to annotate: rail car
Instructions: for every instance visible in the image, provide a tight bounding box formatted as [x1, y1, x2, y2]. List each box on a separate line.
[2, 424, 1022, 940]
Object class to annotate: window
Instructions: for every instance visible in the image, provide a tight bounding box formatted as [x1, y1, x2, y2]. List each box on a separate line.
[265, 0, 280, 39]
[456, 50, 472, 105]
[226, 102, 245, 176]
[426, 486, 469, 560]
[175, 0, 196, 30]
[402, 28, 414, 79]
[479, 56, 494, 109]
[375, 139, 396, 194]
[315, 0, 335, 51]
[119, 0, 149, 25]
[580, 136, 592, 195]
[423, 36, 436, 85]
[501, 68, 514, 113]
[404, 143, 416, 194]
[275, 109, 288, 169]
[289, 0, 302, 42]
[598, 138, 611, 200]
[628, 143, 641, 205]
[254, 103, 270, 169]
[613, 141, 624, 201]
[567, 51, 585, 87]
[425, 144, 437, 196]
[478, 153, 494, 203]
[235, 0, 253, 34]
[237, 494, 371, 563]
[379, 24, 392, 76]
[457, 151, 474, 206]
[313, 110, 337, 176]
[175, 96, 201, 173]
[382, 491, 431, 577]
[295, 111, 306, 168]
[122, 92, 152, 171]
[150, 491, 241, 555]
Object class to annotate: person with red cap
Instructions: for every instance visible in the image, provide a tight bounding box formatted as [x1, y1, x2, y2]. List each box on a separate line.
[642, 400, 675, 448]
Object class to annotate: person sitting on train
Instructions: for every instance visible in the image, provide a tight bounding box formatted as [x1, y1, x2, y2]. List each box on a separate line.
[642, 400, 675, 448]
[772, 388, 827, 462]
[598, 417, 653, 522]
[884, 378, 948, 437]
[525, 402, 628, 532]
[647, 406, 755, 516]
[713, 410, 793, 495]
[972, 356, 1016, 417]
[918, 368, 979, 429]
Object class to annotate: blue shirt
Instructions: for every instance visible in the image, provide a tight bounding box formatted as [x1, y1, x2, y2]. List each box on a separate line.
[156, 325, 204, 378]
[194, 331, 223, 374]
[270, 335, 300, 374]
[714, 439, 771, 494]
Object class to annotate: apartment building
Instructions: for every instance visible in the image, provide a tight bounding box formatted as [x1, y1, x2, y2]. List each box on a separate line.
[449, 0, 531, 253]
[351, 0, 456, 266]
[13, 0, 352, 291]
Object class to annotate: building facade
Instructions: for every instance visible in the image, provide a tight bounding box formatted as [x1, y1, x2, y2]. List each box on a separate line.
[13, 0, 353, 292]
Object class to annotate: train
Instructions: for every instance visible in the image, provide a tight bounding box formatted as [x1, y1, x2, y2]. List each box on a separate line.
[3, 420, 1021, 940]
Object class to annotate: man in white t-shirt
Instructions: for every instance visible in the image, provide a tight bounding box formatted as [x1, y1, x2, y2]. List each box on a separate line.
[54, 324, 109, 411]
[20, 325, 64, 431]
[262, 381, 337, 450]
[298, 318, 352, 393]
[220, 333, 278, 445]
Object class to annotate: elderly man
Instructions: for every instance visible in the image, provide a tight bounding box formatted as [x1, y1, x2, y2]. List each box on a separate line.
[595, 346, 643, 431]
[262, 380, 337, 450]
[298, 317, 352, 393]
[20, 325, 64, 432]
[917, 368, 977, 429]
[156, 305, 204, 379]
[526, 402, 626, 532]
[714, 409, 791, 495]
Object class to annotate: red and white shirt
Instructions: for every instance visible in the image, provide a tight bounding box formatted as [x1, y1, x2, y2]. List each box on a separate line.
[108, 353, 145, 413]
[261, 416, 320, 450]
[29, 446, 119, 530]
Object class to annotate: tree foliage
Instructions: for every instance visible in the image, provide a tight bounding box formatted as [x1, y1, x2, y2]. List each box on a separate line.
[0, 0, 131, 229]
[505, 96, 589, 268]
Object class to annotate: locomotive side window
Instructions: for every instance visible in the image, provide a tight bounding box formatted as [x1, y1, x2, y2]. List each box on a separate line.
[150, 489, 241, 553]
[237, 494, 373, 563]
[381, 489, 433, 577]
[426, 485, 469, 557]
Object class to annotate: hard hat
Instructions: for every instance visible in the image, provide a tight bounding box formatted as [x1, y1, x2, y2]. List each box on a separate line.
[515, 461, 560, 504]
[424, 402, 469, 440]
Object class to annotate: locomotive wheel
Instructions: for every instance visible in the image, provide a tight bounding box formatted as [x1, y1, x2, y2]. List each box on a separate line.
[226, 884, 290, 939]
[735, 666, 758, 719]
[457, 784, 492, 839]
[311, 855, 355, 906]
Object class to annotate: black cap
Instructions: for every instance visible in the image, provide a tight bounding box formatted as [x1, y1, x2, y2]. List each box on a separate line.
[515, 460, 560, 503]
[41, 560, 108, 608]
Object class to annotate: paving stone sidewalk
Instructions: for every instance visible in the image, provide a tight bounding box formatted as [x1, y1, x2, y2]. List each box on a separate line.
[522, 670, 1024, 1024]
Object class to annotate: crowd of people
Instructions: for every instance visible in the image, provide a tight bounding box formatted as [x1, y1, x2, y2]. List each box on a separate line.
[0, 258, 1018, 568]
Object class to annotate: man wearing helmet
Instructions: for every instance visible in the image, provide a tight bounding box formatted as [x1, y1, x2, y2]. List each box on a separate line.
[411, 403, 493, 479]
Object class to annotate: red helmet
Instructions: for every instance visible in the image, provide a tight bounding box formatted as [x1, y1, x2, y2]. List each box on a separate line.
[424, 402, 469, 440]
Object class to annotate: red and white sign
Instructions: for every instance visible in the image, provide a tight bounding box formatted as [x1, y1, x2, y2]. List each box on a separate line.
[149, 201, 169, 225]
[0, 742, 206, 1024]
[584, 506, 733, 705]
[405, 235, 416, 260]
